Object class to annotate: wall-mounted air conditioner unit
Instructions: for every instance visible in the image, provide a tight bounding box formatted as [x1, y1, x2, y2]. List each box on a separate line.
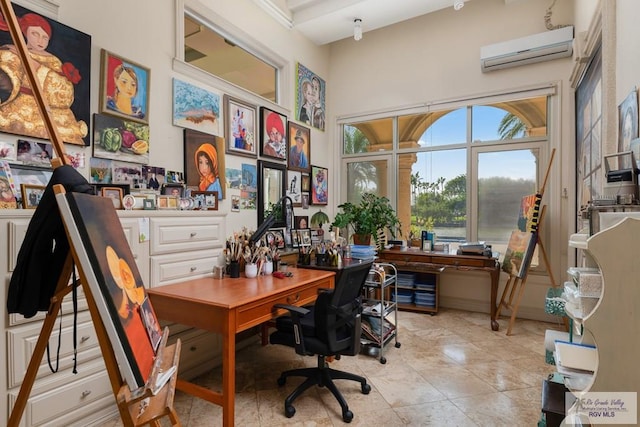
[480, 26, 574, 72]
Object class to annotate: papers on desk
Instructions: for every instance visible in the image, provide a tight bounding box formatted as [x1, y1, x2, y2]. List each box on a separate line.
[554, 340, 597, 374]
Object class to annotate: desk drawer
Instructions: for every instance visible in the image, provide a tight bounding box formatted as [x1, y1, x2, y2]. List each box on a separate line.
[150, 217, 224, 255]
[150, 249, 221, 286]
[236, 277, 333, 331]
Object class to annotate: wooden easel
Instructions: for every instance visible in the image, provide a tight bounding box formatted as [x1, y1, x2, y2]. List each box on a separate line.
[494, 149, 566, 335]
[1, 1, 181, 425]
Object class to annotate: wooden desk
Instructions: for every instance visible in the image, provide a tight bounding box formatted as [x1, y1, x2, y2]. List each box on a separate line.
[376, 248, 501, 331]
[147, 267, 335, 427]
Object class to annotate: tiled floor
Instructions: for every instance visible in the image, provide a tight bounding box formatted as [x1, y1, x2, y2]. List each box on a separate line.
[100, 308, 564, 426]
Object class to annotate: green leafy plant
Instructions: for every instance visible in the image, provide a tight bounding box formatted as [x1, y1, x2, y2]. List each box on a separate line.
[332, 193, 402, 245]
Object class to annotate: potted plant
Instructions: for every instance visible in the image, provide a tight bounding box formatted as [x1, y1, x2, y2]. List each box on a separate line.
[332, 193, 402, 246]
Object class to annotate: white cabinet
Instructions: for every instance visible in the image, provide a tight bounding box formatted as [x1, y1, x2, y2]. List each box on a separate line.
[1, 209, 226, 426]
[564, 217, 640, 414]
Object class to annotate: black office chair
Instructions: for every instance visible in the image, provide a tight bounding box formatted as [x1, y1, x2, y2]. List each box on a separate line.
[269, 260, 374, 423]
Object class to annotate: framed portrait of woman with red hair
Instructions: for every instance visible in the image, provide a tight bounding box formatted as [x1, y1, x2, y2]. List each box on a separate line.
[183, 129, 226, 199]
[0, 4, 91, 146]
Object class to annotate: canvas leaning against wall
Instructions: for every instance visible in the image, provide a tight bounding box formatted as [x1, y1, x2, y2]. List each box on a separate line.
[0, 4, 91, 145]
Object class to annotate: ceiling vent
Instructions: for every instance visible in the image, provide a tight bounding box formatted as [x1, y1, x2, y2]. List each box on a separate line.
[480, 26, 574, 72]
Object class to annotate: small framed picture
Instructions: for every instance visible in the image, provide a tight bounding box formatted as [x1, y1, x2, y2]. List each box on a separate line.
[20, 184, 45, 209]
[268, 228, 286, 249]
[143, 198, 156, 210]
[311, 165, 328, 205]
[290, 229, 301, 248]
[161, 183, 185, 198]
[301, 174, 310, 192]
[191, 191, 219, 210]
[294, 216, 309, 229]
[157, 195, 179, 209]
[298, 228, 312, 246]
[231, 196, 240, 212]
[122, 194, 136, 210]
[224, 95, 257, 158]
[101, 187, 124, 209]
[301, 193, 310, 209]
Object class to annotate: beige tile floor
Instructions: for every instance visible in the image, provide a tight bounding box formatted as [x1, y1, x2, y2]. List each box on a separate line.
[99, 308, 564, 426]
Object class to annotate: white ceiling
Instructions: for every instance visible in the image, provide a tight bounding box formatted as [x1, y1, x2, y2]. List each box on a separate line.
[282, 0, 471, 45]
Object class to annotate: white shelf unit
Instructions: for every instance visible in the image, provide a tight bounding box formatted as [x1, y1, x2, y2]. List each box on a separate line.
[360, 263, 401, 364]
[563, 216, 640, 410]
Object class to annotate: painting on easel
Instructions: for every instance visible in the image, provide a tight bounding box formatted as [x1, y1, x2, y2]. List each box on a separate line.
[502, 230, 538, 279]
[57, 191, 156, 390]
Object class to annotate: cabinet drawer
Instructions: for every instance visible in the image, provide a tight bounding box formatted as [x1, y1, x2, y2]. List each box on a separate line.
[8, 360, 113, 427]
[236, 278, 332, 331]
[7, 285, 88, 327]
[7, 310, 101, 388]
[150, 249, 221, 286]
[150, 217, 224, 255]
[7, 218, 30, 272]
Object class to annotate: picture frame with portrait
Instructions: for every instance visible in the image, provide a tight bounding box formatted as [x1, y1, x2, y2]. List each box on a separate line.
[287, 122, 311, 173]
[101, 187, 124, 209]
[301, 174, 310, 192]
[296, 63, 326, 132]
[286, 170, 302, 207]
[267, 228, 286, 249]
[161, 183, 185, 198]
[297, 228, 312, 246]
[20, 184, 45, 209]
[99, 49, 151, 124]
[311, 165, 328, 205]
[191, 191, 219, 210]
[618, 88, 639, 153]
[157, 195, 179, 210]
[224, 95, 257, 158]
[294, 216, 309, 230]
[183, 129, 226, 199]
[260, 107, 287, 161]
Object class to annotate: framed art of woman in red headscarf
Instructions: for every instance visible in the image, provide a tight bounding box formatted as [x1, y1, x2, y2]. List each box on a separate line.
[184, 129, 225, 199]
[0, 5, 91, 145]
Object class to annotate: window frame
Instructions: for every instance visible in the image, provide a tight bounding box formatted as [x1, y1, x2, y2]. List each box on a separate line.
[338, 85, 558, 274]
[175, 0, 290, 109]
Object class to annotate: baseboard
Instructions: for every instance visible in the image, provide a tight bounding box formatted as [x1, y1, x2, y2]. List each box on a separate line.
[440, 296, 562, 323]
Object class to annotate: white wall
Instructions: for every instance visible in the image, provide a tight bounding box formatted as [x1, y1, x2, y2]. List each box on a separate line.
[10, 0, 332, 230]
[327, 0, 575, 320]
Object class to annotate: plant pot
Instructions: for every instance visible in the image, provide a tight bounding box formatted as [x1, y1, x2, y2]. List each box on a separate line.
[353, 234, 371, 245]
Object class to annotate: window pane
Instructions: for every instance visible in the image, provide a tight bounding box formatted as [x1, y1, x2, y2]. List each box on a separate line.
[414, 108, 466, 148]
[343, 119, 393, 154]
[346, 160, 388, 203]
[477, 149, 538, 249]
[184, 15, 277, 102]
[472, 95, 547, 142]
[399, 150, 467, 242]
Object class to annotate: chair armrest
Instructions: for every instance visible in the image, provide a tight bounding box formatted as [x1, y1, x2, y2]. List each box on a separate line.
[318, 287, 333, 294]
[273, 303, 310, 317]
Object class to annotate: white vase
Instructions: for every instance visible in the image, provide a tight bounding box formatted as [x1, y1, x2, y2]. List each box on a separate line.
[262, 261, 273, 275]
[245, 263, 258, 278]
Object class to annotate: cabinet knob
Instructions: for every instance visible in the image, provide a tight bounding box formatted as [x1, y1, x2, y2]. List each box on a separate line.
[81, 390, 92, 398]
[190, 266, 197, 272]
[190, 232, 197, 237]
[80, 335, 91, 343]
[190, 346, 197, 352]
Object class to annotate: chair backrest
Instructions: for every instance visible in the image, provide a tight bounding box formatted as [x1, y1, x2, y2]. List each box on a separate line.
[314, 260, 373, 355]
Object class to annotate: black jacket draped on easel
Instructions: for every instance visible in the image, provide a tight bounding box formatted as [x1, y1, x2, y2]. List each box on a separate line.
[7, 165, 93, 318]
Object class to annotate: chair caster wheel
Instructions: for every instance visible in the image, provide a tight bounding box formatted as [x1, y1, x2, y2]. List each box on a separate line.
[361, 383, 371, 394]
[379, 356, 387, 364]
[342, 409, 353, 423]
[277, 376, 286, 387]
[285, 404, 296, 418]
[395, 342, 401, 348]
